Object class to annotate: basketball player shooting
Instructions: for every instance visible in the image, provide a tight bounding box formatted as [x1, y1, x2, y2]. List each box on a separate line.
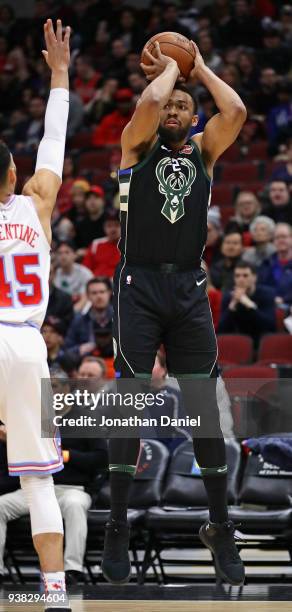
[0, 19, 72, 612]
[102, 41, 247, 586]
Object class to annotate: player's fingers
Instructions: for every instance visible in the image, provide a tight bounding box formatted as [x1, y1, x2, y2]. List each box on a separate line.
[47, 18, 57, 45]
[144, 47, 158, 64]
[140, 62, 156, 74]
[42, 50, 48, 63]
[154, 41, 163, 60]
[64, 25, 71, 45]
[56, 19, 62, 43]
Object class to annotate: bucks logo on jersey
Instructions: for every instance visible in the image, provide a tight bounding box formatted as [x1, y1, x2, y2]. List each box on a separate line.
[156, 156, 196, 224]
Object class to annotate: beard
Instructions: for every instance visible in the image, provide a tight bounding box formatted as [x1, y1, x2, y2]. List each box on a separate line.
[158, 123, 190, 145]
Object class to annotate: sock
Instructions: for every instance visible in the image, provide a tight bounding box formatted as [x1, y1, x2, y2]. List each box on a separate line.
[109, 471, 134, 523]
[202, 473, 228, 523]
[43, 571, 69, 610]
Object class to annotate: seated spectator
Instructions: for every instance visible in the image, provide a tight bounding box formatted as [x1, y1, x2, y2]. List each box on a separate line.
[237, 49, 259, 95]
[225, 191, 261, 243]
[47, 261, 74, 333]
[56, 155, 77, 215]
[161, 2, 191, 38]
[85, 77, 118, 125]
[64, 277, 113, 364]
[271, 137, 292, 185]
[262, 180, 292, 225]
[53, 216, 76, 244]
[77, 355, 107, 380]
[75, 186, 106, 255]
[197, 31, 223, 74]
[218, 261, 276, 347]
[258, 222, 292, 306]
[54, 241, 93, 311]
[42, 316, 68, 370]
[68, 179, 90, 226]
[111, 6, 144, 53]
[83, 210, 121, 278]
[73, 55, 101, 104]
[204, 207, 223, 267]
[260, 25, 291, 77]
[15, 95, 45, 153]
[92, 88, 134, 147]
[210, 232, 244, 290]
[267, 79, 292, 148]
[0, 404, 108, 586]
[252, 67, 278, 115]
[242, 215, 276, 267]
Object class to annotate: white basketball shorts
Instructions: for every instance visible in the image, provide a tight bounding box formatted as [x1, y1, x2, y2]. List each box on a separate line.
[0, 322, 63, 477]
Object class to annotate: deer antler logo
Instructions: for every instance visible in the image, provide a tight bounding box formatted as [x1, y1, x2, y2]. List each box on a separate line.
[156, 157, 196, 224]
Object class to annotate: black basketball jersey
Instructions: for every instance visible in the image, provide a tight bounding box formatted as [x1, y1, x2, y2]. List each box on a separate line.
[118, 137, 211, 266]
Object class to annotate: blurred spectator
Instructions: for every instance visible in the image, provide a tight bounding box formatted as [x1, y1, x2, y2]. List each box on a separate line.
[258, 222, 292, 306]
[55, 241, 93, 310]
[218, 261, 276, 346]
[280, 4, 292, 44]
[271, 137, 292, 185]
[161, 3, 191, 38]
[92, 88, 134, 147]
[64, 277, 113, 363]
[42, 316, 67, 370]
[197, 31, 223, 74]
[201, 261, 222, 332]
[263, 180, 292, 225]
[224, 0, 260, 48]
[252, 67, 278, 115]
[260, 23, 291, 75]
[53, 217, 76, 244]
[75, 186, 106, 254]
[47, 260, 74, 333]
[204, 206, 223, 267]
[242, 215, 276, 267]
[237, 50, 259, 94]
[108, 38, 129, 82]
[85, 78, 118, 125]
[195, 90, 216, 133]
[68, 179, 90, 226]
[73, 55, 101, 104]
[226, 191, 261, 243]
[68, 89, 85, 139]
[267, 80, 292, 147]
[77, 355, 107, 380]
[111, 7, 144, 52]
[82, 211, 121, 278]
[210, 232, 244, 290]
[57, 155, 77, 215]
[127, 72, 147, 98]
[15, 95, 45, 152]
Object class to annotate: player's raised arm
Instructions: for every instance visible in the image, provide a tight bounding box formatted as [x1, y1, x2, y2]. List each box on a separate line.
[22, 18, 70, 242]
[189, 42, 247, 172]
[122, 42, 180, 153]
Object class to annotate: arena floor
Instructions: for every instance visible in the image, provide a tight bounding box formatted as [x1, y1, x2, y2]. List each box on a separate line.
[1, 585, 292, 611]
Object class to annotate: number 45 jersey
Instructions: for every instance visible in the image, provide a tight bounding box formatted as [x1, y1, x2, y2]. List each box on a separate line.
[0, 194, 50, 328]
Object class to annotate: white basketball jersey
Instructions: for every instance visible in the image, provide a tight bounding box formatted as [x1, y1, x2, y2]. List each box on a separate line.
[0, 194, 50, 328]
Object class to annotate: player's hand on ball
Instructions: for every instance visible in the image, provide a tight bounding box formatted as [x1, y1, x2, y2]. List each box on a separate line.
[42, 18, 70, 71]
[141, 41, 179, 82]
[188, 41, 205, 80]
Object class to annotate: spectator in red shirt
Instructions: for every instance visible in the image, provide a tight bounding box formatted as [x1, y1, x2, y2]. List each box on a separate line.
[56, 155, 76, 215]
[92, 88, 134, 147]
[73, 55, 101, 104]
[83, 210, 121, 278]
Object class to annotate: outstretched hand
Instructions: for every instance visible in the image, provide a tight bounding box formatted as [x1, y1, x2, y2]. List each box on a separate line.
[141, 41, 179, 82]
[42, 18, 70, 72]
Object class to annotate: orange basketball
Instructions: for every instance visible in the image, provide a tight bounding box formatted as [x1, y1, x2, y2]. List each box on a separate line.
[141, 31, 196, 80]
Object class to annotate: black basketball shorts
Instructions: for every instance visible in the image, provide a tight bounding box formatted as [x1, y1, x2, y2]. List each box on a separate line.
[112, 262, 218, 378]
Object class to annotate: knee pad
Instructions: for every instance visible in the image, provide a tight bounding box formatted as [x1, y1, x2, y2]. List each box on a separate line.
[20, 475, 63, 537]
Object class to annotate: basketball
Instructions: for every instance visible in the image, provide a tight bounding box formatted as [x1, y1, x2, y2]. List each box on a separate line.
[141, 32, 196, 80]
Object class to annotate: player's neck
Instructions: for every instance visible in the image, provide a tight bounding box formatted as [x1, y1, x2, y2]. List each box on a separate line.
[0, 189, 12, 204]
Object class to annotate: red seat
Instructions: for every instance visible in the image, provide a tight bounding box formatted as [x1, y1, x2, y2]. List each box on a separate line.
[242, 141, 269, 161]
[211, 184, 234, 206]
[219, 205, 235, 227]
[217, 334, 253, 367]
[221, 162, 259, 183]
[234, 181, 264, 195]
[69, 131, 93, 149]
[257, 334, 292, 365]
[219, 143, 241, 163]
[78, 150, 112, 171]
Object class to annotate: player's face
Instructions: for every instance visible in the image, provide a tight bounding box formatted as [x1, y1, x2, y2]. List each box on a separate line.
[159, 90, 198, 145]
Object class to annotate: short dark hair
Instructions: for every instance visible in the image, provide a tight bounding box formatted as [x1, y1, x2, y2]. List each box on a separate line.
[56, 240, 75, 251]
[234, 260, 257, 275]
[0, 141, 11, 186]
[87, 276, 113, 292]
[173, 83, 198, 114]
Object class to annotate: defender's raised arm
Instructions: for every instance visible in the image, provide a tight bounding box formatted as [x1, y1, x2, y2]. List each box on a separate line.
[23, 19, 70, 243]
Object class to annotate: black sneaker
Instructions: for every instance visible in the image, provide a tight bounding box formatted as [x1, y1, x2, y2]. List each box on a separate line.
[101, 519, 131, 584]
[199, 520, 245, 585]
[65, 570, 85, 585]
